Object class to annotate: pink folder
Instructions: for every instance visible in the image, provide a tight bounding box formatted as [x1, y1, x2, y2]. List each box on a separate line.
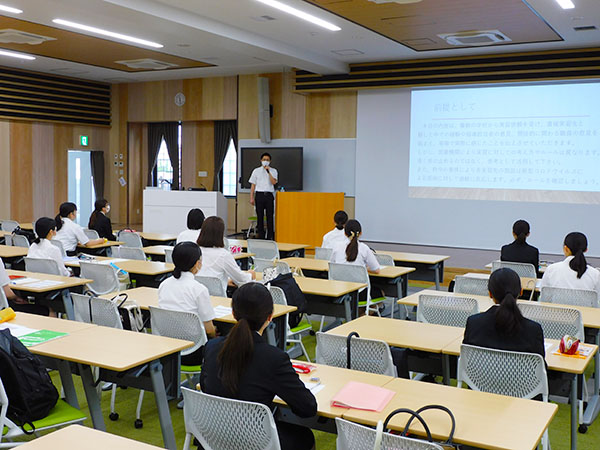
[331, 381, 395, 411]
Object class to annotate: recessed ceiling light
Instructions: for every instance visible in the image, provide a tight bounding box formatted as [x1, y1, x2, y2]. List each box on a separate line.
[0, 49, 35, 60]
[52, 19, 163, 48]
[0, 4, 22, 13]
[555, 0, 575, 9]
[254, 0, 341, 31]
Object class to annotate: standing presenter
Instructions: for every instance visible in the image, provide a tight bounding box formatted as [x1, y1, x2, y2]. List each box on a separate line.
[249, 152, 278, 240]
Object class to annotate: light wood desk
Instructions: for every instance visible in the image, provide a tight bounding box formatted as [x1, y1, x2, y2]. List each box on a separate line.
[343, 377, 557, 450]
[10, 312, 94, 333]
[19, 222, 33, 230]
[66, 257, 174, 287]
[376, 251, 450, 290]
[77, 240, 123, 256]
[15, 425, 165, 450]
[138, 232, 177, 244]
[462, 272, 541, 292]
[143, 244, 254, 268]
[0, 244, 28, 265]
[228, 239, 311, 257]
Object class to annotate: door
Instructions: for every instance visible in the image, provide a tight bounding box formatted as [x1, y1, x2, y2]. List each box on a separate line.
[68, 150, 95, 226]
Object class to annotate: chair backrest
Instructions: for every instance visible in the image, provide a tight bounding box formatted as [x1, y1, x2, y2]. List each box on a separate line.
[314, 247, 333, 261]
[182, 387, 281, 450]
[328, 262, 370, 297]
[24, 257, 61, 276]
[252, 258, 291, 275]
[83, 228, 100, 240]
[11, 235, 30, 248]
[316, 332, 397, 376]
[113, 246, 147, 261]
[519, 302, 584, 341]
[540, 286, 599, 308]
[491, 260, 537, 279]
[149, 306, 207, 354]
[70, 293, 123, 329]
[3, 235, 12, 246]
[335, 417, 443, 450]
[164, 247, 174, 264]
[50, 239, 67, 258]
[247, 239, 280, 260]
[417, 294, 479, 328]
[268, 285, 287, 307]
[374, 253, 394, 267]
[79, 261, 120, 295]
[117, 230, 143, 248]
[0, 285, 8, 309]
[1, 220, 18, 232]
[454, 275, 489, 296]
[195, 275, 227, 297]
[458, 344, 548, 400]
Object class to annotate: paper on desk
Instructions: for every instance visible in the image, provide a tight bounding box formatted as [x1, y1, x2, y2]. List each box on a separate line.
[552, 344, 595, 359]
[331, 381, 395, 412]
[98, 258, 128, 265]
[63, 256, 80, 263]
[19, 330, 68, 347]
[302, 380, 325, 395]
[24, 280, 63, 289]
[544, 341, 555, 353]
[10, 277, 39, 285]
[0, 322, 38, 337]
[213, 305, 232, 318]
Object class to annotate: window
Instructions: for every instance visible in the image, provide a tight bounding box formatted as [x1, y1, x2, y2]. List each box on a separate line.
[222, 138, 237, 197]
[155, 138, 173, 190]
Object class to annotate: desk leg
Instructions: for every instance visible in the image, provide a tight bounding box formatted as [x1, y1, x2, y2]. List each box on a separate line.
[78, 364, 106, 431]
[265, 322, 277, 347]
[433, 263, 441, 290]
[442, 354, 450, 385]
[149, 359, 177, 450]
[582, 330, 600, 428]
[61, 290, 75, 320]
[571, 374, 578, 450]
[57, 361, 79, 409]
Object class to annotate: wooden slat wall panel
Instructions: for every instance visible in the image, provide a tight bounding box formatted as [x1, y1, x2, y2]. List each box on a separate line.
[108, 83, 129, 225]
[127, 123, 146, 225]
[238, 75, 259, 139]
[196, 122, 215, 191]
[32, 123, 55, 219]
[10, 122, 33, 221]
[0, 122, 10, 219]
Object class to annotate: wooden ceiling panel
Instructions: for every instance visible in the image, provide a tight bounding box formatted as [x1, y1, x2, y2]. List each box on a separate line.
[0, 16, 214, 71]
[304, 0, 562, 51]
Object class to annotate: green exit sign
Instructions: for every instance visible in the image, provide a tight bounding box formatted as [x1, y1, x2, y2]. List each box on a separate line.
[80, 135, 89, 146]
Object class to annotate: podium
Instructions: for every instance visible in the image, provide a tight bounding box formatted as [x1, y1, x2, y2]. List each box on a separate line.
[143, 189, 227, 235]
[275, 192, 344, 247]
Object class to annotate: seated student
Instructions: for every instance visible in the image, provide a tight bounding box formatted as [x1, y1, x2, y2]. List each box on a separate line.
[201, 282, 317, 450]
[158, 242, 216, 364]
[541, 231, 600, 295]
[177, 208, 205, 244]
[54, 202, 103, 255]
[463, 268, 545, 358]
[0, 257, 50, 316]
[321, 210, 349, 249]
[500, 219, 541, 277]
[330, 219, 380, 274]
[88, 199, 117, 241]
[196, 216, 255, 293]
[27, 217, 71, 277]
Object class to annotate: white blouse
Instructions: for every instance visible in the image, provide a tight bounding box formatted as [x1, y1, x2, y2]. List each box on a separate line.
[541, 256, 600, 298]
[177, 229, 200, 245]
[54, 217, 89, 252]
[330, 240, 381, 272]
[198, 247, 252, 292]
[321, 228, 348, 249]
[27, 239, 70, 277]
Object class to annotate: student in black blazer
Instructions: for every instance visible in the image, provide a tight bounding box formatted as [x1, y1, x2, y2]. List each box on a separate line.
[463, 268, 545, 358]
[201, 283, 317, 450]
[500, 219, 541, 277]
[88, 199, 117, 241]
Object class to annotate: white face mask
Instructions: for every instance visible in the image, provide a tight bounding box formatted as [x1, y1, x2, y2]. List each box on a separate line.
[105, 205, 110, 213]
[261, 160, 270, 167]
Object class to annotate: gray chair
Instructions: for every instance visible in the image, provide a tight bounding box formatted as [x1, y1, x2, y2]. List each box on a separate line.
[195, 275, 227, 297]
[118, 230, 143, 248]
[113, 246, 147, 261]
[314, 247, 333, 261]
[50, 239, 67, 258]
[1, 220, 19, 232]
[10, 235, 30, 248]
[79, 261, 121, 295]
[374, 253, 394, 267]
[328, 262, 386, 316]
[247, 239, 280, 260]
[417, 294, 479, 328]
[268, 285, 311, 361]
[83, 229, 100, 240]
[492, 261, 537, 300]
[454, 275, 489, 296]
[252, 257, 291, 275]
[164, 247, 174, 264]
[540, 286, 599, 308]
[24, 257, 61, 276]
[519, 302, 584, 341]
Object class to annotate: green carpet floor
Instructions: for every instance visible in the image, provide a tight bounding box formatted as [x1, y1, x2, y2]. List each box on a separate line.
[7, 320, 600, 449]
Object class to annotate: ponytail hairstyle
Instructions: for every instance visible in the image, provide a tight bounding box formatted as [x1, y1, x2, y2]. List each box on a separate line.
[55, 202, 77, 231]
[89, 199, 109, 229]
[512, 219, 530, 244]
[344, 219, 362, 263]
[33, 217, 57, 245]
[218, 283, 274, 394]
[488, 268, 524, 336]
[564, 232, 588, 279]
[171, 242, 201, 279]
[333, 210, 349, 230]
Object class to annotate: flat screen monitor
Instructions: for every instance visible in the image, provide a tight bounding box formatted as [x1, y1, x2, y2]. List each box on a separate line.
[240, 147, 303, 190]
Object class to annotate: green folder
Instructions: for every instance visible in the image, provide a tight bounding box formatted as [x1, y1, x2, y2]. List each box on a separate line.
[19, 330, 68, 347]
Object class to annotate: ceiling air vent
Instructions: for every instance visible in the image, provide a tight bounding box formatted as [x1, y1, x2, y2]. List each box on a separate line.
[573, 25, 598, 31]
[115, 59, 179, 70]
[0, 29, 56, 45]
[438, 30, 511, 46]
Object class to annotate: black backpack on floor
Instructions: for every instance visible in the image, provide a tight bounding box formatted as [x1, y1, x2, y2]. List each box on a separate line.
[12, 226, 36, 244]
[0, 328, 59, 432]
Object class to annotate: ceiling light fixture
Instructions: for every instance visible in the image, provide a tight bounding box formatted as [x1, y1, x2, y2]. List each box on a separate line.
[0, 49, 35, 60]
[52, 18, 163, 48]
[0, 4, 22, 14]
[555, 0, 575, 9]
[254, 0, 341, 31]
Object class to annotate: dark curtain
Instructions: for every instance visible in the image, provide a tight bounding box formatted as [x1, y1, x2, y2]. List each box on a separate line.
[163, 122, 180, 190]
[147, 123, 164, 186]
[90, 151, 104, 200]
[213, 120, 237, 190]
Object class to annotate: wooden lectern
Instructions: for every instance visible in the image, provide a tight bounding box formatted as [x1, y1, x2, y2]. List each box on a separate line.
[275, 192, 344, 248]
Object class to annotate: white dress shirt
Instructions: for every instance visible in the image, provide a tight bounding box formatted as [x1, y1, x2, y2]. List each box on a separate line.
[330, 240, 381, 272]
[198, 247, 252, 292]
[249, 166, 278, 193]
[0, 258, 9, 288]
[27, 239, 70, 277]
[177, 229, 200, 245]
[158, 272, 216, 331]
[321, 228, 348, 249]
[54, 217, 89, 252]
[541, 256, 600, 297]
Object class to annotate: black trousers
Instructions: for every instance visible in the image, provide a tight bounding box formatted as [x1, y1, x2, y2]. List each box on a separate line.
[255, 191, 275, 240]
